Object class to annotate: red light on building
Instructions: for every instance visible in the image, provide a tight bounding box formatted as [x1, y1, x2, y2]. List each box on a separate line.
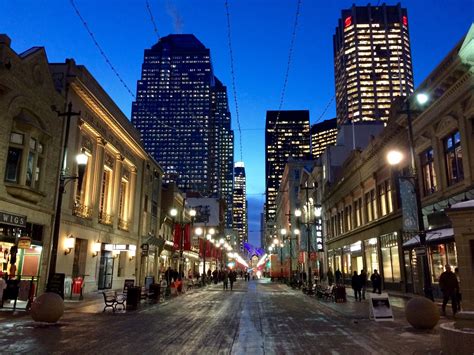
[344, 16, 352, 28]
[402, 16, 408, 26]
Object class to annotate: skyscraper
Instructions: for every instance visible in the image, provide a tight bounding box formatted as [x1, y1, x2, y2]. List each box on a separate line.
[265, 110, 310, 224]
[310, 118, 338, 159]
[132, 34, 234, 226]
[233, 162, 248, 251]
[334, 3, 414, 126]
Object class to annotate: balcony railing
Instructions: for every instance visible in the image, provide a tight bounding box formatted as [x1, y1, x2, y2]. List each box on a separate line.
[118, 218, 130, 231]
[73, 203, 92, 219]
[99, 211, 113, 226]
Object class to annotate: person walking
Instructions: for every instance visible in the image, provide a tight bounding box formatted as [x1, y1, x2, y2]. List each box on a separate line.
[229, 270, 237, 291]
[335, 269, 343, 285]
[370, 269, 382, 294]
[327, 268, 334, 286]
[359, 269, 368, 300]
[439, 264, 459, 316]
[222, 270, 229, 290]
[352, 271, 362, 301]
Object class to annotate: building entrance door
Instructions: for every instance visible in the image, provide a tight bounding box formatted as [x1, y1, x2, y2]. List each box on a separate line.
[98, 253, 114, 290]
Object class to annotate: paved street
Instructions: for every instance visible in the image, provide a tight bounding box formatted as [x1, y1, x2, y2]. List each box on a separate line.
[0, 279, 444, 354]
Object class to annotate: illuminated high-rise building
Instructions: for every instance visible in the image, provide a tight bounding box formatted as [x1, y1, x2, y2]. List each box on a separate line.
[233, 162, 247, 251]
[265, 110, 310, 224]
[310, 118, 338, 159]
[334, 3, 414, 126]
[132, 35, 234, 226]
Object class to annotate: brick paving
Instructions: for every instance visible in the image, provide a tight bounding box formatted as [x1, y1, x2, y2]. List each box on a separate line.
[0, 279, 447, 354]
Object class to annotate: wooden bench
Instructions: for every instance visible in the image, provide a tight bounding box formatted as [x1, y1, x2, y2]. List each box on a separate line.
[316, 285, 335, 301]
[102, 291, 125, 312]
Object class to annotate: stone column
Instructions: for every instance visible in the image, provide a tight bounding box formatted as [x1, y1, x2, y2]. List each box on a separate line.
[446, 203, 474, 311]
[90, 138, 105, 217]
[127, 167, 138, 226]
[111, 154, 124, 226]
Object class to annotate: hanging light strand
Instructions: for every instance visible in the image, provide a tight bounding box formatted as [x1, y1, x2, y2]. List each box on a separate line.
[69, 0, 136, 99]
[225, 0, 243, 161]
[145, 0, 161, 41]
[272, 0, 303, 132]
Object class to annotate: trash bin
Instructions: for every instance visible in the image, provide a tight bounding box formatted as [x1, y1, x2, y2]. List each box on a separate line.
[335, 285, 347, 303]
[126, 286, 141, 310]
[149, 283, 160, 303]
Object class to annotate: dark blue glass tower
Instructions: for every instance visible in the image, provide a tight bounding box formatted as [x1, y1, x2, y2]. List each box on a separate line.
[132, 35, 234, 226]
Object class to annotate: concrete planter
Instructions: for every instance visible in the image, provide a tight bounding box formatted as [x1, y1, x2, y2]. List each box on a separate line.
[405, 297, 439, 329]
[30, 292, 64, 323]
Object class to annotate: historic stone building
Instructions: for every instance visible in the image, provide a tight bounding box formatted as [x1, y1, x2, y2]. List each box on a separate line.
[321, 30, 473, 296]
[0, 35, 64, 294]
[49, 59, 163, 294]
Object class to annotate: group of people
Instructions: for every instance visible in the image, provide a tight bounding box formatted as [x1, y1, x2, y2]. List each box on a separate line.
[351, 269, 382, 301]
[326, 267, 382, 302]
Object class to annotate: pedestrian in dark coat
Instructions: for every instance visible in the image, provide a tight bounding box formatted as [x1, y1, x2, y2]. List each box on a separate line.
[327, 268, 334, 286]
[335, 269, 343, 285]
[370, 269, 382, 294]
[223, 270, 229, 290]
[164, 267, 172, 285]
[352, 271, 362, 301]
[439, 264, 459, 316]
[229, 271, 237, 290]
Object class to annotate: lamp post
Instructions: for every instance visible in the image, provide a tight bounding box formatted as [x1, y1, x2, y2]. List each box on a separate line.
[48, 103, 88, 290]
[386, 92, 433, 300]
[280, 228, 288, 281]
[170, 207, 196, 278]
[196, 226, 215, 281]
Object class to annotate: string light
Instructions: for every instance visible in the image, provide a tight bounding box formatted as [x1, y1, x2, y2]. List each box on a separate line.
[272, 0, 303, 133]
[69, 0, 136, 99]
[145, 0, 161, 41]
[225, 0, 243, 162]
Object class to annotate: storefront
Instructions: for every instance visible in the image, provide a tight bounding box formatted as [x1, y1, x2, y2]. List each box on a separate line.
[403, 228, 456, 298]
[379, 232, 402, 291]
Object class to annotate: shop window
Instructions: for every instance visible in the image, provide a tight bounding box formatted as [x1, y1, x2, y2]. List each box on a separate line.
[420, 148, 437, 195]
[364, 239, 379, 276]
[380, 233, 401, 283]
[444, 131, 463, 185]
[4, 132, 45, 189]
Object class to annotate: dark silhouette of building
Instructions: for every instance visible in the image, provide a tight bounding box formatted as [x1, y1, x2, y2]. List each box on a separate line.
[131, 34, 234, 227]
[334, 3, 414, 126]
[265, 110, 310, 223]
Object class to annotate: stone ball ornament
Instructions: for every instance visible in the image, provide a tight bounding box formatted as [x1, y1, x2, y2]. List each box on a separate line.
[405, 296, 439, 329]
[31, 292, 65, 323]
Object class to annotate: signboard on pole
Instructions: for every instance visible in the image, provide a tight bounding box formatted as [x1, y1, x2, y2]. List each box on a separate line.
[369, 293, 394, 321]
[399, 177, 419, 233]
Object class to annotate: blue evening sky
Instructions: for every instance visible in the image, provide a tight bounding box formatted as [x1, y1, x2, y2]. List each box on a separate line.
[1, 1, 472, 246]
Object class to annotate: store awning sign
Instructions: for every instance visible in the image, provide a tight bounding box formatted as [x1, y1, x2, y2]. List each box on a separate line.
[0, 211, 27, 228]
[18, 236, 32, 249]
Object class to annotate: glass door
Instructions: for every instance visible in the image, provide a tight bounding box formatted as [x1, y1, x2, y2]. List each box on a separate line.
[98, 253, 114, 290]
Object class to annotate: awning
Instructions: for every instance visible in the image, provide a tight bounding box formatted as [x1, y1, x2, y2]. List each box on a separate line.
[403, 228, 454, 248]
[144, 235, 165, 248]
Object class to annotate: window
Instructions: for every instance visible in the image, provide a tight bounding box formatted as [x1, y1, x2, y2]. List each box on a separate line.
[380, 233, 401, 283]
[5, 132, 44, 189]
[378, 180, 393, 216]
[420, 148, 437, 195]
[444, 131, 463, 185]
[99, 169, 112, 225]
[345, 205, 352, 231]
[354, 198, 362, 227]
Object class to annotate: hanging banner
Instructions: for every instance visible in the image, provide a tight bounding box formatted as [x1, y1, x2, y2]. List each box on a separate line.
[183, 224, 191, 251]
[399, 177, 419, 233]
[300, 227, 309, 252]
[291, 238, 298, 259]
[173, 223, 181, 250]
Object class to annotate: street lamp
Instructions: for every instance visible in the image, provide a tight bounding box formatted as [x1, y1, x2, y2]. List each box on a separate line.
[47, 104, 88, 294]
[196, 226, 215, 280]
[386, 91, 433, 300]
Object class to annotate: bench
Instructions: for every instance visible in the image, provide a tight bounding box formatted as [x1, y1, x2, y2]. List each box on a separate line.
[102, 291, 125, 312]
[316, 285, 335, 301]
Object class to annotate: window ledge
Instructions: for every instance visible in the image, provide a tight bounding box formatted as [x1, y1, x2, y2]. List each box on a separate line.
[4, 183, 45, 204]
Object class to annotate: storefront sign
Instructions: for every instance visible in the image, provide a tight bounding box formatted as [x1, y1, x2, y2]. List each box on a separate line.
[0, 211, 26, 228]
[17, 236, 32, 249]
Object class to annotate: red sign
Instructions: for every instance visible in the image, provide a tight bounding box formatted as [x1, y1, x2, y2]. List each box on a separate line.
[402, 16, 408, 26]
[344, 16, 352, 28]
